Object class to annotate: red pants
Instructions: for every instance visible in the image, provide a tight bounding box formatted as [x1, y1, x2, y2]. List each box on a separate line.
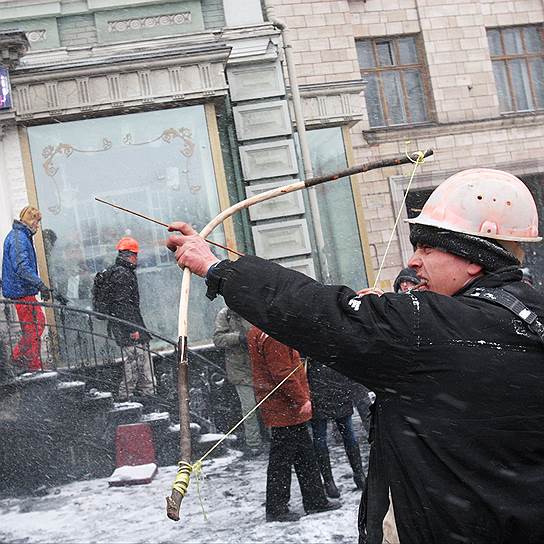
[13, 295, 45, 371]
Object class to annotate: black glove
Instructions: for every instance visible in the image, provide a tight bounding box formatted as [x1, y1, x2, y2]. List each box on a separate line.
[39, 285, 53, 302]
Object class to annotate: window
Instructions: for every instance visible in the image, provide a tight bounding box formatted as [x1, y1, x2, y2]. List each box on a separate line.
[27, 105, 228, 344]
[356, 35, 431, 128]
[302, 127, 368, 289]
[487, 25, 544, 113]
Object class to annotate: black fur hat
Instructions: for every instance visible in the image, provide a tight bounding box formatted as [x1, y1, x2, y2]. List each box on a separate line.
[409, 224, 520, 272]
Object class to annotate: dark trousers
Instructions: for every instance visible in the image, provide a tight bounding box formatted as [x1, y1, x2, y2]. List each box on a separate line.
[266, 422, 328, 515]
[312, 414, 358, 452]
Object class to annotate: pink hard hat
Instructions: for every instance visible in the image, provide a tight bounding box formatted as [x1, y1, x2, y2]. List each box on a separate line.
[406, 168, 541, 242]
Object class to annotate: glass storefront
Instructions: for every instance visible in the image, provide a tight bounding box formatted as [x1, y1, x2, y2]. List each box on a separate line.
[27, 105, 227, 345]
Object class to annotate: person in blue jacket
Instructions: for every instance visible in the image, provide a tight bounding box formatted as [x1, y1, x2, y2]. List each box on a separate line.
[2, 206, 52, 371]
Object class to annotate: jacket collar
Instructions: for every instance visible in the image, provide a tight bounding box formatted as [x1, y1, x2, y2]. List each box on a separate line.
[455, 266, 523, 296]
[12, 220, 34, 237]
[115, 255, 136, 270]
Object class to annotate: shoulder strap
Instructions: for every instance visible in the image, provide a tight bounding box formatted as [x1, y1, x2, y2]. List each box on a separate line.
[464, 287, 544, 346]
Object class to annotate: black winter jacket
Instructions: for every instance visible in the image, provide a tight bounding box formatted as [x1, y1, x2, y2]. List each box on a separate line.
[307, 359, 354, 420]
[213, 256, 544, 544]
[106, 257, 150, 347]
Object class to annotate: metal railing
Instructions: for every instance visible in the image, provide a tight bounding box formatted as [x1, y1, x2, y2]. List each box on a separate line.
[0, 297, 228, 430]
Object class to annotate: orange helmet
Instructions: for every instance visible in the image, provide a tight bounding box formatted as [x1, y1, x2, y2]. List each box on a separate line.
[407, 168, 541, 242]
[116, 236, 139, 253]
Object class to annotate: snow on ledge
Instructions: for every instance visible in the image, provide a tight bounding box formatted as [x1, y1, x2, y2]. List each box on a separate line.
[17, 371, 58, 382]
[57, 381, 86, 389]
[141, 412, 170, 422]
[169, 422, 201, 433]
[87, 391, 113, 400]
[198, 433, 238, 444]
[108, 463, 157, 486]
[112, 402, 143, 411]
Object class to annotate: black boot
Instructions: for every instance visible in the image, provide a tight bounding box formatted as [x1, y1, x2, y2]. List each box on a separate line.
[315, 448, 340, 498]
[346, 444, 365, 490]
[306, 500, 342, 515]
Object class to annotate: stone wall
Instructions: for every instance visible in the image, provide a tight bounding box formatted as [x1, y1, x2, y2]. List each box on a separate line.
[275, 1, 361, 85]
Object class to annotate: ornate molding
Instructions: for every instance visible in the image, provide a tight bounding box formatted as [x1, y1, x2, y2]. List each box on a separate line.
[0, 30, 29, 70]
[107, 12, 192, 33]
[41, 138, 112, 214]
[39, 126, 197, 214]
[26, 30, 47, 43]
[290, 80, 366, 128]
[10, 42, 231, 120]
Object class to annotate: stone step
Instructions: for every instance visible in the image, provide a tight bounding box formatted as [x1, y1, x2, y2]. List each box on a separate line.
[55, 380, 86, 400]
[11, 371, 60, 422]
[108, 401, 144, 427]
[81, 389, 114, 412]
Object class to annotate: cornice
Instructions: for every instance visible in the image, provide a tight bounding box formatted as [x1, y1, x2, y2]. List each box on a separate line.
[12, 41, 232, 81]
[288, 80, 367, 128]
[0, 0, 187, 21]
[0, 29, 29, 69]
[10, 38, 232, 121]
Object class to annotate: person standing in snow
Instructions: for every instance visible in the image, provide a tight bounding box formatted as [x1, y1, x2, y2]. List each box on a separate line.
[2, 206, 52, 372]
[167, 168, 544, 544]
[307, 359, 365, 498]
[213, 308, 263, 457]
[247, 326, 341, 522]
[97, 236, 152, 399]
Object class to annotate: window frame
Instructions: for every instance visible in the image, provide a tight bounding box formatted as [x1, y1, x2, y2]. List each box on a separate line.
[356, 34, 433, 128]
[488, 24, 544, 114]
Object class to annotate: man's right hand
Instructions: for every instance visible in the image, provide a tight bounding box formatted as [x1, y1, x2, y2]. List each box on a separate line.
[166, 222, 220, 278]
[356, 287, 384, 297]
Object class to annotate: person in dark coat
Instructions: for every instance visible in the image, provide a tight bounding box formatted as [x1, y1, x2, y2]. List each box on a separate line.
[307, 360, 364, 498]
[101, 237, 152, 399]
[247, 326, 340, 522]
[2, 206, 52, 372]
[393, 267, 420, 293]
[167, 167, 544, 544]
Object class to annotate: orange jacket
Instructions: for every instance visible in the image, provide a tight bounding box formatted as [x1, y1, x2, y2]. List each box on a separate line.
[247, 326, 311, 428]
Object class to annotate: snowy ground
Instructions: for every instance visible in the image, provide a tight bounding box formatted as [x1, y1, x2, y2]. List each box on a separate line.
[0, 439, 368, 544]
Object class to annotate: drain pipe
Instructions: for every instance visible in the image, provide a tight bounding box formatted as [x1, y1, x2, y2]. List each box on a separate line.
[263, 1, 331, 282]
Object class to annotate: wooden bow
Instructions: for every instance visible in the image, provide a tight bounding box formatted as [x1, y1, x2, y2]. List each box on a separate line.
[166, 149, 434, 520]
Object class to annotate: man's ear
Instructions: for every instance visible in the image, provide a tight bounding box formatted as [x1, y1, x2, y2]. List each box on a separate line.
[467, 262, 483, 277]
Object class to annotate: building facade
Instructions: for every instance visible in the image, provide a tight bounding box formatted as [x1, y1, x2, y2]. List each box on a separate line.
[0, 0, 543, 344]
[271, 0, 544, 287]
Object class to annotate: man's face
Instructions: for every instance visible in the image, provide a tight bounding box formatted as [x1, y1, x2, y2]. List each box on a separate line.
[27, 215, 41, 234]
[407, 245, 483, 296]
